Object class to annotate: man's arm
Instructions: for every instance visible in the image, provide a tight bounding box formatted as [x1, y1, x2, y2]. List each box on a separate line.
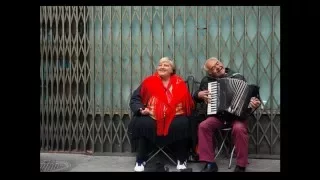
[129, 85, 144, 116]
[193, 77, 208, 103]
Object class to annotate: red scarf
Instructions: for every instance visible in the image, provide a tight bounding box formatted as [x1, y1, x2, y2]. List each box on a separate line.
[140, 73, 194, 136]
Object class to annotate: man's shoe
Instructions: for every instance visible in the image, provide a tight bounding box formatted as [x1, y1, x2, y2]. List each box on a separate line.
[201, 162, 218, 172]
[234, 165, 246, 172]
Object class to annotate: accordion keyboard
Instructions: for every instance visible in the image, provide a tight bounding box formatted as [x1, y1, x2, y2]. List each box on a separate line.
[207, 81, 218, 115]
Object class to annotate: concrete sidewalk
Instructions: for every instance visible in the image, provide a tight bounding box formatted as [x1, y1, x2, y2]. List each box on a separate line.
[40, 153, 280, 172]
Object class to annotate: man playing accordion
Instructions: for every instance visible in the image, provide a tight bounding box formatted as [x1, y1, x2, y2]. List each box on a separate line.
[193, 57, 261, 172]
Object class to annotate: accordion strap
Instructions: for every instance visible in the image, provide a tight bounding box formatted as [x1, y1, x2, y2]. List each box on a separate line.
[230, 73, 241, 77]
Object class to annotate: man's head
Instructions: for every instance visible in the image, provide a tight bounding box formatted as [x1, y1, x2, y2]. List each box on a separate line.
[203, 57, 225, 78]
[157, 57, 176, 78]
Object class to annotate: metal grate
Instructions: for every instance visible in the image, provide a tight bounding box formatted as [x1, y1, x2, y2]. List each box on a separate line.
[40, 160, 71, 172]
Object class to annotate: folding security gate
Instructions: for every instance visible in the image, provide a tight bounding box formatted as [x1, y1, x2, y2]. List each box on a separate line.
[40, 6, 280, 158]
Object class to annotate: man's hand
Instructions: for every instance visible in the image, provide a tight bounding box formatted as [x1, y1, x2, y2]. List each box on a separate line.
[198, 90, 210, 104]
[139, 108, 150, 115]
[250, 97, 261, 109]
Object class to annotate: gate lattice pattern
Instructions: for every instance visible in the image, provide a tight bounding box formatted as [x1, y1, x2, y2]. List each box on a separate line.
[40, 6, 280, 158]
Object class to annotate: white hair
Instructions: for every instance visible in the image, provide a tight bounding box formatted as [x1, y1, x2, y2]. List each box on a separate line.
[203, 57, 220, 72]
[159, 57, 176, 74]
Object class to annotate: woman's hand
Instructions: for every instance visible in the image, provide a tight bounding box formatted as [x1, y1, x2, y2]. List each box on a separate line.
[139, 108, 150, 115]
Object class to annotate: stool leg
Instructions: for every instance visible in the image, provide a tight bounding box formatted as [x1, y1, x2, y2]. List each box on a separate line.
[147, 149, 157, 157]
[146, 147, 162, 163]
[215, 130, 230, 159]
[228, 145, 235, 169]
[161, 148, 177, 165]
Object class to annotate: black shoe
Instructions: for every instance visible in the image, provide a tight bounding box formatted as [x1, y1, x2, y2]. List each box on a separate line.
[234, 165, 246, 172]
[201, 162, 218, 172]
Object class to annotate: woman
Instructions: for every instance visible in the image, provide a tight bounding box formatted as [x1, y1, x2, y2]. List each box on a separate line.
[128, 57, 194, 172]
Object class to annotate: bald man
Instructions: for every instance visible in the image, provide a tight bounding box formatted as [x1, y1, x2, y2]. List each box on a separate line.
[193, 57, 261, 172]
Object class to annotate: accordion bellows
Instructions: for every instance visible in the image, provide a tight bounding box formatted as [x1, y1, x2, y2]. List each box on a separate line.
[207, 78, 260, 119]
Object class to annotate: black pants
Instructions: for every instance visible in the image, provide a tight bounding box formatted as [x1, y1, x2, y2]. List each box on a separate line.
[136, 136, 189, 163]
[130, 115, 191, 162]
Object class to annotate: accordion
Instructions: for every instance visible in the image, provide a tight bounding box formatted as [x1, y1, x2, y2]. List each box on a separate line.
[207, 78, 260, 119]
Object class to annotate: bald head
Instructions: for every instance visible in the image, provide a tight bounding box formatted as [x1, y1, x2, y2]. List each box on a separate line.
[203, 57, 226, 77]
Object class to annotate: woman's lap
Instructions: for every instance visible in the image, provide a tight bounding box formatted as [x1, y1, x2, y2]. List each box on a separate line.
[130, 115, 190, 145]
